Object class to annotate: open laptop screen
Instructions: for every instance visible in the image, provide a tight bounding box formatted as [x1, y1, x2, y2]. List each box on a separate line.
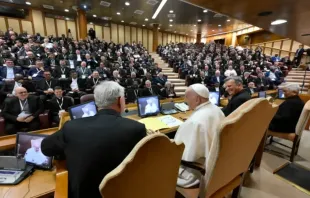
[137, 96, 160, 117]
[258, 91, 266, 98]
[15, 133, 53, 170]
[209, 92, 220, 106]
[68, 101, 97, 120]
[278, 89, 285, 99]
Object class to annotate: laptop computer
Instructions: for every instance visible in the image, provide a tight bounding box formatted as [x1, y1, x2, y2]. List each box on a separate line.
[137, 96, 160, 118]
[68, 101, 97, 120]
[258, 91, 267, 98]
[161, 102, 178, 115]
[278, 89, 285, 99]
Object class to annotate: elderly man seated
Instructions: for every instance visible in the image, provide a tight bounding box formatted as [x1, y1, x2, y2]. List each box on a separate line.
[269, 83, 304, 133]
[174, 84, 225, 187]
[2, 87, 44, 134]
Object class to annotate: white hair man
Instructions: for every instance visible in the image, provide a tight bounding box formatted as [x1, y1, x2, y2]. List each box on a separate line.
[269, 83, 304, 133]
[174, 83, 225, 187]
[41, 81, 147, 198]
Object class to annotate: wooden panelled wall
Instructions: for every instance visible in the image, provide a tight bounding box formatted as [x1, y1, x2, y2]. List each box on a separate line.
[242, 39, 310, 64]
[0, 9, 194, 52]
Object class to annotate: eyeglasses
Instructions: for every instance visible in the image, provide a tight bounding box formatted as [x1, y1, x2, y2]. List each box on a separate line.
[18, 91, 28, 94]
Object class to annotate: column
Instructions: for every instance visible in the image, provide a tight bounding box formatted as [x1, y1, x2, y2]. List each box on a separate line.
[196, 33, 202, 43]
[153, 24, 159, 52]
[77, 9, 87, 40]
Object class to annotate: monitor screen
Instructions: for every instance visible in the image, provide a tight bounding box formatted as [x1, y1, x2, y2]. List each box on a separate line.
[137, 96, 160, 117]
[15, 133, 53, 169]
[209, 92, 220, 106]
[278, 89, 285, 99]
[258, 91, 266, 98]
[69, 101, 97, 120]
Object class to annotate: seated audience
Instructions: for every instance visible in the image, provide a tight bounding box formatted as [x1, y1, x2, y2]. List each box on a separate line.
[0, 59, 23, 85]
[41, 81, 146, 198]
[246, 82, 258, 94]
[224, 65, 237, 77]
[86, 71, 102, 93]
[269, 84, 304, 133]
[77, 61, 92, 80]
[154, 72, 167, 88]
[255, 72, 269, 91]
[2, 87, 43, 134]
[211, 70, 224, 86]
[65, 71, 86, 99]
[175, 84, 224, 187]
[53, 59, 71, 79]
[141, 80, 160, 97]
[222, 76, 251, 116]
[27, 60, 45, 82]
[160, 81, 176, 98]
[36, 70, 59, 101]
[48, 86, 74, 124]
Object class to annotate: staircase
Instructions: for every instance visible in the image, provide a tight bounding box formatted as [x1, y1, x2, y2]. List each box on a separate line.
[150, 52, 187, 96]
[284, 68, 310, 93]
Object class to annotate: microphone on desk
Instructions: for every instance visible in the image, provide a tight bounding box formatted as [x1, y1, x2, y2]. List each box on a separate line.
[125, 109, 129, 113]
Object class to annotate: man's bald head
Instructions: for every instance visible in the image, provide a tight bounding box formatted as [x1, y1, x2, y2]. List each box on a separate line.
[15, 87, 28, 100]
[185, 84, 209, 110]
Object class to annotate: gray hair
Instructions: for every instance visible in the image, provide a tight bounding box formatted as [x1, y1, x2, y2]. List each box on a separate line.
[224, 76, 243, 86]
[94, 81, 125, 109]
[282, 83, 300, 92]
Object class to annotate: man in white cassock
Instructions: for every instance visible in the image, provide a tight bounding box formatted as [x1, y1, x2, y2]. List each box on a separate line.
[174, 84, 225, 188]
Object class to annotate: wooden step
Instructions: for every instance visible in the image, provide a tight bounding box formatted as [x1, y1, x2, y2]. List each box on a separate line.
[176, 92, 185, 97]
[174, 86, 187, 91]
[172, 82, 186, 86]
[167, 76, 179, 79]
[169, 79, 185, 83]
[285, 79, 310, 83]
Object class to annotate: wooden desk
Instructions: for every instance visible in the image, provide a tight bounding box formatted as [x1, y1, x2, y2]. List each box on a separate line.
[0, 170, 55, 198]
[0, 127, 59, 151]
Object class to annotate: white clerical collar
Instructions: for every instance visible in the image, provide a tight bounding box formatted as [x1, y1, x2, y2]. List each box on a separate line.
[195, 101, 210, 111]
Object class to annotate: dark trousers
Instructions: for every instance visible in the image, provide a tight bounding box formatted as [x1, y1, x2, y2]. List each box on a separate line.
[5, 119, 40, 135]
[293, 56, 302, 66]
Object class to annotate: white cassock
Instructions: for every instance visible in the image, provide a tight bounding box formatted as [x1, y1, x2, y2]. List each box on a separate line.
[24, 148, 48, 165]
[174, 101, 225, 187]
[144, 104, 158, 114]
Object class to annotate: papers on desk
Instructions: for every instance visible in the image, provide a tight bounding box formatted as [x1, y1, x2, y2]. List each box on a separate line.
[139, 115, 183, 131]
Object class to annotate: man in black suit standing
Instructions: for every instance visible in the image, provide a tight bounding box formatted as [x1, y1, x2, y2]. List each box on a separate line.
[222, 76, 251, 116]
[48, 86, 74, 124]
[2, 87, 44, 134]
[41, 81, 146, 198]
[269, 83, 304, 133]
[293, 45, 305, 66]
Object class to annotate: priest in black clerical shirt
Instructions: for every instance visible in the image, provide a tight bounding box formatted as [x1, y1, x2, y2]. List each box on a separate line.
[86, 71, 102, 94]
[36, 70, 59, 102]
[48, 86, 74, 124]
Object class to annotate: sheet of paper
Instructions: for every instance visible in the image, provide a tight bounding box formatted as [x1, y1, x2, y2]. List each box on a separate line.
[138, 117, 169, 131]
[157, 115, 183, 128]
[18, 112, 31, 118]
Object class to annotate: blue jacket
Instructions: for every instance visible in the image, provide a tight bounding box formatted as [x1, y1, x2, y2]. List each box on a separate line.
[0, 66, 23, 81]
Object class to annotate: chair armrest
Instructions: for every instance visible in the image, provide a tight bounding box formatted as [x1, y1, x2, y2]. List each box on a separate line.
[181, 160, 205, 175]
[0, 117, 5, 136]
[39, 111, 50, 129]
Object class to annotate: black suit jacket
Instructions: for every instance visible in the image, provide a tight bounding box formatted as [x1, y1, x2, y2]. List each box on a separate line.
[48, 96, 73, 117]
[141, 86, 160, 97]
[2, 95, 44, 123]
[41, 109, 146, 198]
[53, 66, 71, 79]
[36, 79, 59, 94]
[1, 81, 36, 95]
[222, 89, 251, 116]
[269, 95, 304, 133]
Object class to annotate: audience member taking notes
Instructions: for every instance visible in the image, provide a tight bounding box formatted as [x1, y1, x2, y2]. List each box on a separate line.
[174, 84, 225, 187]
[41, 81, 146, 198]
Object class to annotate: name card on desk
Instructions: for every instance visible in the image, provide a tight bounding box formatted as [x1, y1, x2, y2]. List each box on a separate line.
[139, 115, 183, 131]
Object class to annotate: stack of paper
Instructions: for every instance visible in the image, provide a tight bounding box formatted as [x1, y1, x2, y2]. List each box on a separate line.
[139, 115, 183, 131]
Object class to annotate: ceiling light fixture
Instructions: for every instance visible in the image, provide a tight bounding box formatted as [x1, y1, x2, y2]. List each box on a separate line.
[203, 9, 208, 13]
[158, 27, 160, 30]
[64, 9, 69, 12]
[83, 5, 87, 9]
[170, 24, 173, 27]
[190, 30, 193, 31]
[197, 19, 201, 22]
[145, 18, 148, 21]
[152, 0, 167, 19]
[93, 15, 97, 17]
[227, 19, 230, 22]
[186, 34, 188, 35]
[169, 19, 173, 22]
[218, 24, 221, 27]
[271, 19, 287, 25]
[212, 30, 215, 31]
[89, 22, 93, 24]
[125, 2, 130, 6]
[65, 17, 70, 20]
[117, 12, 121, 15]
[174, 31, 176, 33]
[169, 10, 173, 13]
[25, 1, 31, 5]
[194, 25, 196, 26]
[121, 20, 124, 22]
[142, 24, 145, 26]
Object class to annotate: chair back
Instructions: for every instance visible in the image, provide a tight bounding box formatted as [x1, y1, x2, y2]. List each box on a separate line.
[80, 94, 94, 103]
[295, 100, 310, 136]
[202, 98, 278, 197]
[99, 134, 185, 198]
